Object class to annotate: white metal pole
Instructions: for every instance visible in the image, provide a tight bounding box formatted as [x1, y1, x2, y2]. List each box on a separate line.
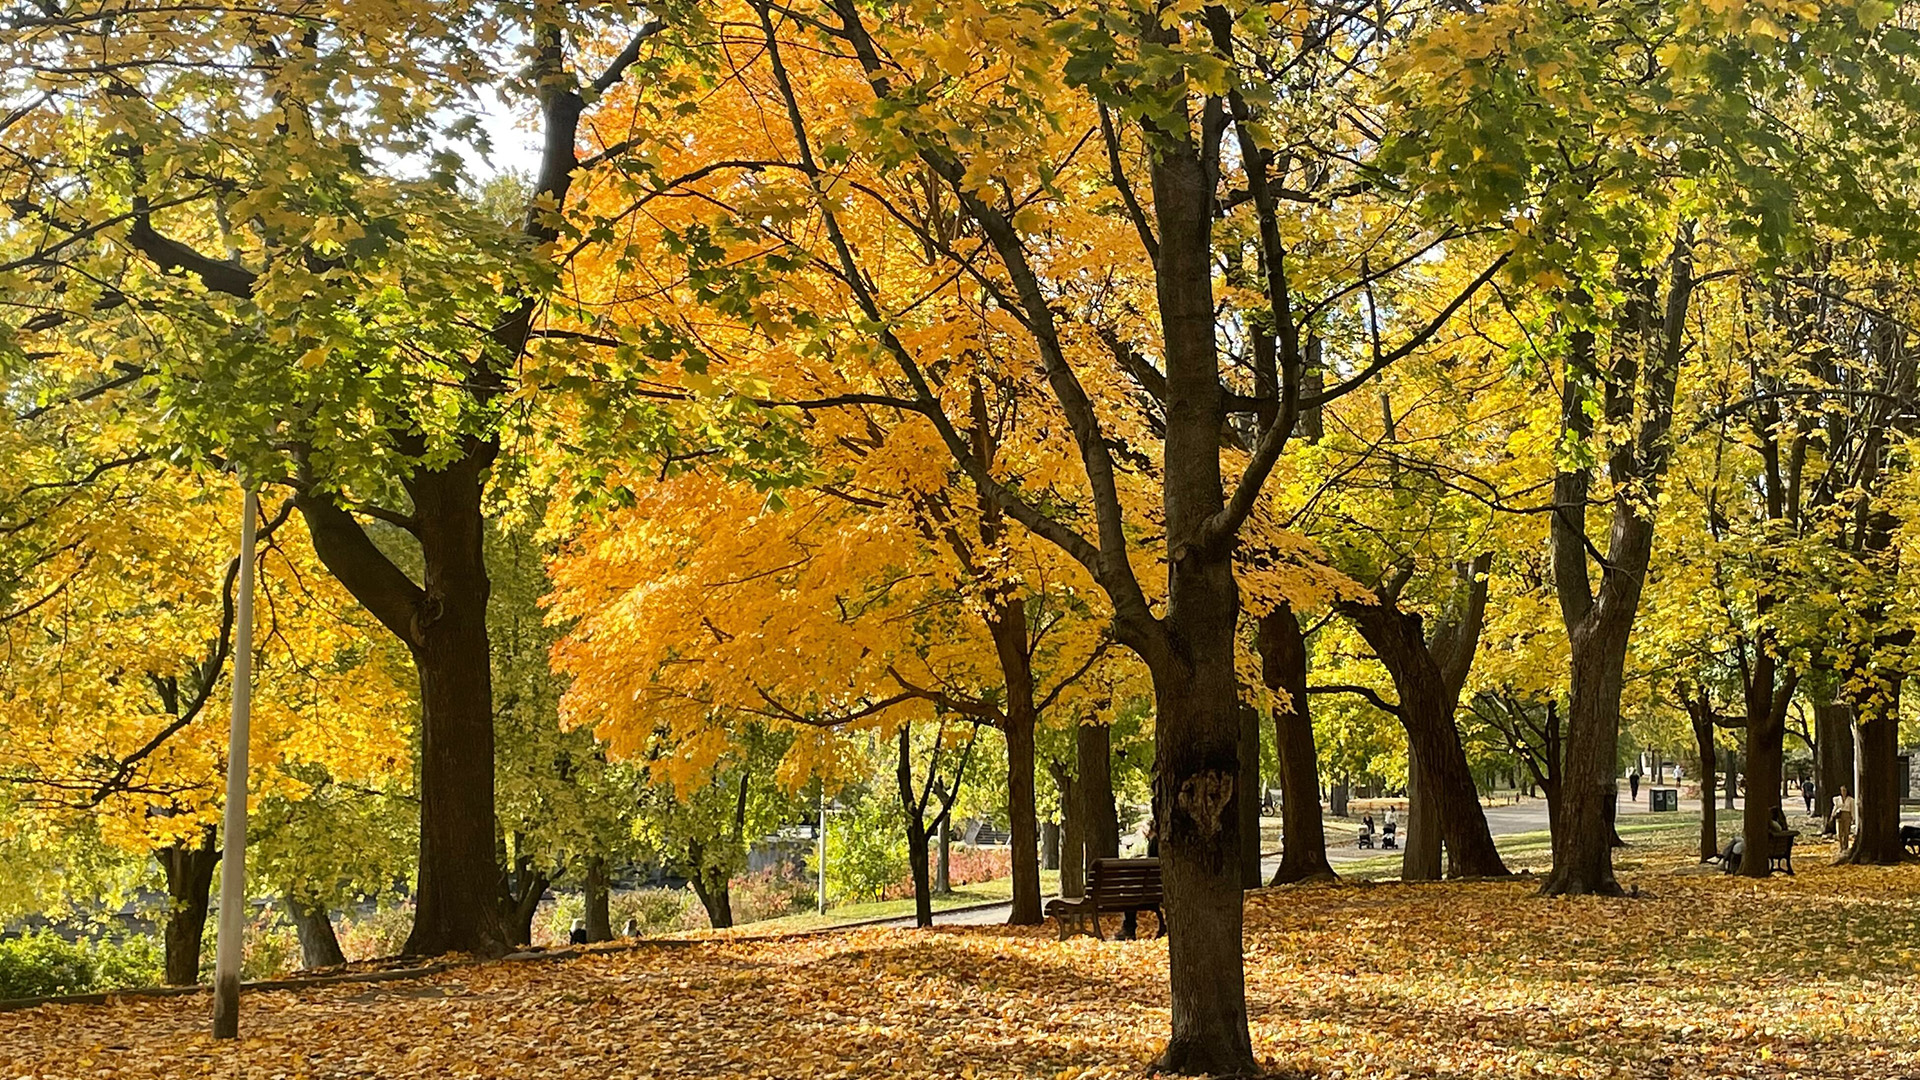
[817, 785, 827, 915]
[211, 487, 258, 1040]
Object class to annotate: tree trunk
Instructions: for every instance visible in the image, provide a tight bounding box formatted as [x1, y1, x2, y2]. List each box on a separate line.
[988, 602, 1043, 926]
[1403, 755, 1443, 881]
[498, 851, 549, 948]
[1041, 820, 1060, 870]
[1842, 665, 1908, 864]
[1077, 722, 1120, 862]
[1342, 600, 1507, 878]
[1259, 607, 1335, 884]
[1543, 614, 1637, 896]
[897, 724, 936, 928]
[1330, 780, 1349, 818]
[1543, 254, 1691, 898]
[1690, 704, 1719, 862]
[935, 817, 952, 894]
[1238, 701, 1263, 889]
[906, 818, 934, 927]
[689, 866, 734, 929]
[1724, 748, 1738, 809]
[297, 457, 509, 960]
[1737, 655, 1795, 877]
[286, 894, 347, 969]
[158, 830, 218, 986]
[1054, 764, 1084, 898]
[584, 855, 613, 943]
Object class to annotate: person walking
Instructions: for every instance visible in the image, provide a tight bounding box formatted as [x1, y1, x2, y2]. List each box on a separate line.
[1801, 776, 1816, 815]
[1629, 768, 1642, 802]
[1831, 785, 1857, 849]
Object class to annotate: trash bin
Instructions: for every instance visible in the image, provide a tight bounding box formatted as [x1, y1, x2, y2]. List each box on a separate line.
[1649, 788, 1678, 812]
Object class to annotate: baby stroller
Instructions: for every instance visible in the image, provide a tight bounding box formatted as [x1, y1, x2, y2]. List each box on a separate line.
[1357, 823, 1374, 849]
[1381, 821, 1398, 849]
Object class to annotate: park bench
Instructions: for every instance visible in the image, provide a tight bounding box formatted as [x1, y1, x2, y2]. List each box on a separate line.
[1902, 826, 1920, 857]
[1045, 858, 1164, 941]
[1717, 831, 1796, 874]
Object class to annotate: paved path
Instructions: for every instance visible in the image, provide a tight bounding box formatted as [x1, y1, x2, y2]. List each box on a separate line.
[869, 787, 1865, 928]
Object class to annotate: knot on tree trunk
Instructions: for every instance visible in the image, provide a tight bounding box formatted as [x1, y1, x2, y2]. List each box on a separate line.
[1177, 770, 1234, 839]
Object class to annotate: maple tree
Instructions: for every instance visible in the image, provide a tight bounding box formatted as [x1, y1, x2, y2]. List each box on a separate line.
[0, 0, 708, 956]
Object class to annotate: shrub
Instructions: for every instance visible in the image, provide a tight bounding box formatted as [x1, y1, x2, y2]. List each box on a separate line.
[816, 796, 907, 904]
[732, 867, 815, 923]
[0, 932, 162, 999]
[614, 888, 702, 935]
[0, 933, 97, 999]
[90, 935, 161, 990]
[332, 903, 414, 962]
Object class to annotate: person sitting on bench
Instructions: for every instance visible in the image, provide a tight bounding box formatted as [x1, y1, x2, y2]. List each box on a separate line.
[1719, 807, 1794, 872]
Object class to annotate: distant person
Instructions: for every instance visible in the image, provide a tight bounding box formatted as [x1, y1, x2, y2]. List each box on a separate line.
[568, 918, 589, 946]
[1629, 769, 1642, 801]
[622, 917, 639, 938]
[1801, 777, 1816, 815]
[1831, 785, 1856, 848]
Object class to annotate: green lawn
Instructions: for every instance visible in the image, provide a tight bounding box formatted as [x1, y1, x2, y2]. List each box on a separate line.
[699, 869, 1065, 935]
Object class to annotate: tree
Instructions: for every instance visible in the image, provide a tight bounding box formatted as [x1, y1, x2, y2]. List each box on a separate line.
[0, 0, 682, 957]
[1385, 0, 1920, 894]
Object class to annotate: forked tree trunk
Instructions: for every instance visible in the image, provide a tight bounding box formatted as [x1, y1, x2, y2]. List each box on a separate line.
[300, 457, 510, 959]
[498, 849, 549, 948]
[689, 866, 734, 929]
[1259, 606, 1335, 885]
[1341, 598, 1506, 878]
[1543, 252, 1692, 898]
[286, 894, 347, 969]
[897, 725, 936, 928]
[584, 856, 613, 943]
[158, 830, 218, 986]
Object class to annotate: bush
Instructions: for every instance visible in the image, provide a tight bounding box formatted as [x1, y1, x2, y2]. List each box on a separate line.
[816, 796, 908, 905]
[0, 932, 162, 1000]
[613, 888, 702, 935]
[90, 934, 161, 990]
[332, 903, 413, 962]
[732, 867, 815, 923]
[0, 933, 96, 999]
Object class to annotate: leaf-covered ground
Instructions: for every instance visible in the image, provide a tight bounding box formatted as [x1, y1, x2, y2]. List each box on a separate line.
[7, 859, 1920, 1079]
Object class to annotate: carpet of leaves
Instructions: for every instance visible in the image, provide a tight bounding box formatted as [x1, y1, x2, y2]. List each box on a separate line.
[7, 861, 1920, 1079]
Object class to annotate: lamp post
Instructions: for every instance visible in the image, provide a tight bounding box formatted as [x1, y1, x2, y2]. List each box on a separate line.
[211, 486, 258, 1040]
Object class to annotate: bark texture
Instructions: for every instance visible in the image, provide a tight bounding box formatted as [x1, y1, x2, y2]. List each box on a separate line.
[158, 830, 218, 986]
[584, 856, 613, 943]
[287, 895, 347, 969]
